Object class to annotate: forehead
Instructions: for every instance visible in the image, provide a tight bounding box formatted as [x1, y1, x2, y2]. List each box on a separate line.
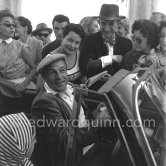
[0, 16, 14, 23]
[64, 31, 81, 40]
[53, 21, 68, 28]
[133, 30, 144, 37]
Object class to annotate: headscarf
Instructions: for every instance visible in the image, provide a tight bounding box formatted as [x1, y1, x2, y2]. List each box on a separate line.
[0, 112, 34, 166]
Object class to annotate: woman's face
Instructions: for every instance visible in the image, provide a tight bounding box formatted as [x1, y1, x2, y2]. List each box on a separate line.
[159, 27, 166, 51]
[61, 31, 81, 55]
[132, 30, 150, 53]
[117, 24, 126, 37]
[0, 17, 15, 40]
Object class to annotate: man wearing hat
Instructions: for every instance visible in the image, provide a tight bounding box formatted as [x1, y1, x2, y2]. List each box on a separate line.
[79, 4, 133, 79]
[32, 23, 52, 46]
[31, 53, 111, 166]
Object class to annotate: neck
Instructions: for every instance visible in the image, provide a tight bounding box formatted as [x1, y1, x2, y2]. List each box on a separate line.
[143, 48, 152, 55]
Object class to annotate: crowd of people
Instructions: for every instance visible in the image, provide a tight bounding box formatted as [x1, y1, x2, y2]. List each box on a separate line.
[0, 3, 166, 166]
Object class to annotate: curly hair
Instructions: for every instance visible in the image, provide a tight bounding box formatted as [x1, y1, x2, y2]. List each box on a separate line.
[117, 17, 130, 35]
[0, 9, 14, 22]
[79, 16, 99, 35]
[132, 19, 159, 49]
[15, 16, 32, 34]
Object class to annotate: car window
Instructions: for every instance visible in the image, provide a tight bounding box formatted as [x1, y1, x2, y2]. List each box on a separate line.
[65, 87, 136, 166]
[136, 74, 166, 166]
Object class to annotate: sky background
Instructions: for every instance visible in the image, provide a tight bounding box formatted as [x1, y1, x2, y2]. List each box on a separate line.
[21, 0, 128, 40]
[21, 0, 166, 41]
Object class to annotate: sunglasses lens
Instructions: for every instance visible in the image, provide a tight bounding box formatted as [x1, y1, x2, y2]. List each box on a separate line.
[132, 36, 142, 44]
[6, 23, 16, 28]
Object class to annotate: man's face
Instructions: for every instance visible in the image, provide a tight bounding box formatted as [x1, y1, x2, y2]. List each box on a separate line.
[99, 19, 118, 43]
[0, 17, 15, 40]
[44, 59, 69, 92]
[36, 30, 50, 46]
[53, 21, 68, 41]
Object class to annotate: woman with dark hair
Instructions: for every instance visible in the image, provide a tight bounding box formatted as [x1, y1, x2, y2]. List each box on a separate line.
[0, 112, 36, 166]
[15, 16, 43, 69]
[51, 23, 86, 84]
[121, 19, 159, 71]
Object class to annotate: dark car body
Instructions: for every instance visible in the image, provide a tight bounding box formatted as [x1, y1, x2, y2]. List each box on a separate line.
[65, 65, 166, 166]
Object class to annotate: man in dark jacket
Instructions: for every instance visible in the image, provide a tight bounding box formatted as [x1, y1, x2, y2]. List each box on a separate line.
[42, 15, 70, 58]
[79, 4, 133, 78]
[31, 53, 111, 166]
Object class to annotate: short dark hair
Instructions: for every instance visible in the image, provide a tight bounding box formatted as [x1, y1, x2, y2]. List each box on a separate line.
[63, 23, 85, 41]
[16, 16, 32, 34]
[132, 19, 159, 49]
[52, 14, 70, 26]
[0, 9, 14, 22]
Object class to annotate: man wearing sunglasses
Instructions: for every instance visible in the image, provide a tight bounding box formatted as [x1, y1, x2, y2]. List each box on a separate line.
[32, 23, 52, 46]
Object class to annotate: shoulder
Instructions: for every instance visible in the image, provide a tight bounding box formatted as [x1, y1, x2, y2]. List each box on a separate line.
[116, 36, 132, 45]
[43, 40, 60, 51]
[30, 36, 42, 44]
[85, 31, 102, 42]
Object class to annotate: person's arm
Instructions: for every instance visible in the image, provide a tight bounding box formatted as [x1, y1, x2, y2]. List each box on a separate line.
[35, 40, 43, 65]
[15, 47, 37, 91]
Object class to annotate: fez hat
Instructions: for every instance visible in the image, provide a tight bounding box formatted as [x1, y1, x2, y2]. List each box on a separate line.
[99, 4, 119, 20]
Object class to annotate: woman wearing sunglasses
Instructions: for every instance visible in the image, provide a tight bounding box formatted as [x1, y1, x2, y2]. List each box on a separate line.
[121, 19, 159, 71]
[0, 112, 36, 166]
[0, 9, 36, 93]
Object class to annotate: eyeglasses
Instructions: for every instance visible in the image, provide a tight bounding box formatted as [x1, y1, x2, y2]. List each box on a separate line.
[131, 35, 145, 44]
[0, 23, 16, 28]
[37, 33, 49, 37]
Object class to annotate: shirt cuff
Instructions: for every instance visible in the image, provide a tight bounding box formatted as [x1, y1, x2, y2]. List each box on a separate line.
[100, 55, 112, 68]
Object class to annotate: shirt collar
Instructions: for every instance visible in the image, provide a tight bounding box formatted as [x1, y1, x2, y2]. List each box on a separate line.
[44, 82, 74, 97]
[0, 38, 12, 44]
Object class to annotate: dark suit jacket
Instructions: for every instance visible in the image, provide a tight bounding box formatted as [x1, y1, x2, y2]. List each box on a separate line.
[79, 31, 133, 77]
[42, 39, 61, 59]
[31, 87, 97, 166]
